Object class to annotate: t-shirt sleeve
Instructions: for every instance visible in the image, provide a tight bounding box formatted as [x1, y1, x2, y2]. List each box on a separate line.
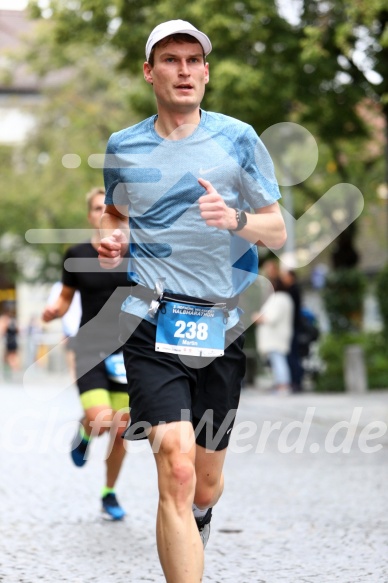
[103, 133, 129, 206]
[237, 125, 281, 209]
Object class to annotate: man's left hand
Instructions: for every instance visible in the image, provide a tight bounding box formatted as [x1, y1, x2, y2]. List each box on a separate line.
[198, 178, 237, 230]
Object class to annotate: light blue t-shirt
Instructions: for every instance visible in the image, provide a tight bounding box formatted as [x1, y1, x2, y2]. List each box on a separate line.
[104, 110, 281, 326]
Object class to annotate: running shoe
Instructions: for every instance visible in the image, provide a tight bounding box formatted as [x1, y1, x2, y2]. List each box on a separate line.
[70, 424, 90, 467]
[195, 508, 212, 548]
[101, 492, 126, 521]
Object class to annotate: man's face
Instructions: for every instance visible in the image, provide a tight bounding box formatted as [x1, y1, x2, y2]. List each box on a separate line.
[88, 194, 105, 229]
[144, 40, 209, 114]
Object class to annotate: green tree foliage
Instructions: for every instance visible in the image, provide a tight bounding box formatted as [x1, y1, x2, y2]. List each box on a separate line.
[27, 0, 387, 141]
[322, 267, 367, 333]
[317, 331, 387, 391]
[296, 0, 387, 180]
[0, 42, 136, 280]
[376, 263, 388, 339]
[28, 0, 300, 127]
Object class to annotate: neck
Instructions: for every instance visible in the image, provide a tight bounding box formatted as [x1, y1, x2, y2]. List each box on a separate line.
[154, 108, 201, 140]
[91, 230, 101, 249]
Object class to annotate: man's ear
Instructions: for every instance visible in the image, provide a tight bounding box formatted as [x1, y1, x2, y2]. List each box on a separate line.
[204, 62, 210, 84]
[143, 62, 153, 85]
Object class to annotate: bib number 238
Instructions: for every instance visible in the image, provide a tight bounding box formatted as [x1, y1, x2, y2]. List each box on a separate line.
[174, 320, 209, 341]
[155, 302, 225, 357]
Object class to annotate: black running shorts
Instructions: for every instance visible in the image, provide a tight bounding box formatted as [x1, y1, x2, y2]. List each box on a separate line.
[119, 312, 246, 451]
[76, 353, 128, 395]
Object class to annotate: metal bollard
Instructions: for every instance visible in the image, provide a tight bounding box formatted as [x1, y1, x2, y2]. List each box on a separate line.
[344, 344, 368, 393]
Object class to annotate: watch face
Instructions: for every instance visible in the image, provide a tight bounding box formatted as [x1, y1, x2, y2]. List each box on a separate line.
[234, 209, 247, 231]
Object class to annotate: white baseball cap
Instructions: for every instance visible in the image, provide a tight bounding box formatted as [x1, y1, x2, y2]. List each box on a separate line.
[145, 19, 212, 61]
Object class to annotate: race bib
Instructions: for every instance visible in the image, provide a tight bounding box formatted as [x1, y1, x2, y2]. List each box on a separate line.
[105, 352, 127, 384]
[155, 301, 225, 357]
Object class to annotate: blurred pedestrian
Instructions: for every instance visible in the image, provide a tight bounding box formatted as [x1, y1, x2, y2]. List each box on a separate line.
[253, 277, 294, 394]
[1, 306, 20, 377]
[42, 187, 130, 521]
[262, 261, 305, 392]
[262, 258, 280, 285]
[281, 269, 304, 392]
[25, 315, 42, 367]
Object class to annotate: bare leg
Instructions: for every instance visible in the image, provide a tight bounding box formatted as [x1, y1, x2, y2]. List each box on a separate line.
[149, 421, 204, 583]
[105, 410, 130, 488]
[194, 445, 227, 510]
[64, 347, 77, 383]
[83, 405, 113, 438]
[82, 406, 129, 487]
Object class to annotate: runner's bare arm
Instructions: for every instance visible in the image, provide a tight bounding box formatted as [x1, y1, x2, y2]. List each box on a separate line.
[42, 285, 75, 322]
[198, 178, 286, 249]
[98, 204, 129, 269]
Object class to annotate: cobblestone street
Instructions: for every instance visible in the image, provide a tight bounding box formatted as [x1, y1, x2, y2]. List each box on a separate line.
[1, 371, 387, 583]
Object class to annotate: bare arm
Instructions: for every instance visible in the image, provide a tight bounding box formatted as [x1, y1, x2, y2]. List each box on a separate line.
[198, 177, 287, 249]
[250, 203, 286, 249]
[42, 285, 75, 322]
[98, 204, 130, 269]
[0, 315, 8, 335]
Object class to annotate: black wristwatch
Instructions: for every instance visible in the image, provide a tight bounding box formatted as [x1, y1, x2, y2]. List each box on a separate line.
[230, 208, 248, 232]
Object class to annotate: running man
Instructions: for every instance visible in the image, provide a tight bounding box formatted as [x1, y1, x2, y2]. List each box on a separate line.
[42, 187, 130, 520]
[98, 20, 286, 581]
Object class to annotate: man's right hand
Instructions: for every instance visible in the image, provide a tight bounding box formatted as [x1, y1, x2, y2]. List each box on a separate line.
[42, 305, 60, 322]
[98, 229, 127, 269]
